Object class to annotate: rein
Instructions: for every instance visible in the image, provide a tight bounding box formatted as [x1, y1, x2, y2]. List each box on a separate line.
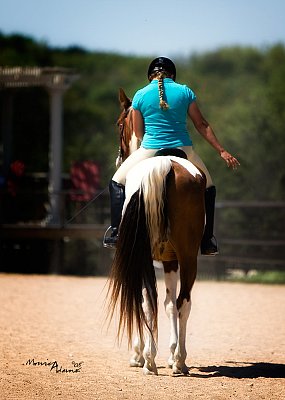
[63, 186, 108, 227]
[117, 106, 133, 164]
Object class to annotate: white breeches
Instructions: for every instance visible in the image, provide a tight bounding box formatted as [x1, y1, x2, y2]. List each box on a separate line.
[112, 146, 213, 188]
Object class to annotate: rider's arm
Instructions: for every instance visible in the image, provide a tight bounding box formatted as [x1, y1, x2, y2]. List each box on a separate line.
[188, 101, 240, 169]
[133, 109, 144, 140]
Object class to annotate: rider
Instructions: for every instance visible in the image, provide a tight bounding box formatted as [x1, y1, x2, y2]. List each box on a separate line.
[103, 57, 240, 254]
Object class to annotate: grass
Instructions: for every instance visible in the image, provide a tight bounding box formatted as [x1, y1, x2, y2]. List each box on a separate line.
[227, 270, 285, 284]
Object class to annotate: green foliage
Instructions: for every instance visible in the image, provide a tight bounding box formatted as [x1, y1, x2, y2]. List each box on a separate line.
[228, 270, 285, 284]
[1, 32, 285, 197]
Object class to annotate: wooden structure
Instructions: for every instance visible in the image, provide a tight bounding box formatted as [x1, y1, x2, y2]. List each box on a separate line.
[0, 66, 79, 224]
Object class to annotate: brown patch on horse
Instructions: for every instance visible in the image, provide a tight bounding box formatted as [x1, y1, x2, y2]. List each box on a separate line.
[163, 260, 179, 273]
[154, 161, 206, 265]
[116, 90, 133, 163]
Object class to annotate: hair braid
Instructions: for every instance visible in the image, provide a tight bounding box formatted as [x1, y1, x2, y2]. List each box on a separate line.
[157, 71, 169, 110]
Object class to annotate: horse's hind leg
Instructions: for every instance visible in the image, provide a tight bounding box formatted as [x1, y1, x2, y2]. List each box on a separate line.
[173, 295, 191, 375]
[163, 261, 179, 368]
[172, 255, 197, 375]
[141, 287, 158, 375]
[130, 335, 145, 367]
[129, 289, 157, 374]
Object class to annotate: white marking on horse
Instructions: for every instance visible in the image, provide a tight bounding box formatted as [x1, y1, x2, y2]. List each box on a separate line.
[123, 155, 201, 216]
[129, 132, 140, 155]
[172, 297, 192, 375]
[164, 271, 179, 367]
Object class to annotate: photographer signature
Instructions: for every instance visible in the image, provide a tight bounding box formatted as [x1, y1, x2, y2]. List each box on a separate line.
[23, 358, 83, 373]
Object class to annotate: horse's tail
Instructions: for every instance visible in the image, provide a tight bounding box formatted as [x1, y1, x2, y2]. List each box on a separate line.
[107, 157, 172, 347]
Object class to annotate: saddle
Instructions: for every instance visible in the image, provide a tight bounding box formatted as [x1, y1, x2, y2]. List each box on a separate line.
[154, 148, 188, 159]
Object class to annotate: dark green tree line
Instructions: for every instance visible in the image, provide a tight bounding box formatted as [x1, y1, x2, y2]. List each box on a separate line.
[1, 32, 284, 200]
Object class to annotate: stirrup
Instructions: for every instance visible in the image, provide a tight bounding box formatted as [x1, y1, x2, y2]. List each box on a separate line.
[201, 236, 219, 256]
[103, 226, 118, 249]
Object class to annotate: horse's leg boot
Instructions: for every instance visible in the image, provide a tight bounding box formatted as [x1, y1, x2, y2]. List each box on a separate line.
[201, 186, 219, 256]
[103, 180, 125, 248]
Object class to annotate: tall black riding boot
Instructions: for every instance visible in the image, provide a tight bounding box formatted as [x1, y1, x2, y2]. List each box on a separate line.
[103, 180, 125, 249]
[201, 186, 219, 256]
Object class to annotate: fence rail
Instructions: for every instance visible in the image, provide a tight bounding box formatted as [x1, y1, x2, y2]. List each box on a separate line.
[202, 200, 285, 275]
[1, 190, 284, 275]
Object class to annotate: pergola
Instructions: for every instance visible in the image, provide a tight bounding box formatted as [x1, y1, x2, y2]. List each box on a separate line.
[0, 66, 79, 224]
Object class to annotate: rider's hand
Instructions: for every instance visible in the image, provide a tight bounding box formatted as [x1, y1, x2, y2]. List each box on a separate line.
[220, 150, 240, 170]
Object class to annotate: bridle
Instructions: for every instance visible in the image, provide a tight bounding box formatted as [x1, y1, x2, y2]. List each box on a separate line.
[116, 106, 134, 167]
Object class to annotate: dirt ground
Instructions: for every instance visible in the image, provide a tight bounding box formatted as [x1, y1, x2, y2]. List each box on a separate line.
[1, 273, 285, 400]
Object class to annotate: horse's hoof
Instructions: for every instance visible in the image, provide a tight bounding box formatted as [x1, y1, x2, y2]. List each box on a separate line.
[172, 364, 190, 375]
[143, 367, 158, 376]
[130, 357, 144, 367]
[143, 362, 158, 375]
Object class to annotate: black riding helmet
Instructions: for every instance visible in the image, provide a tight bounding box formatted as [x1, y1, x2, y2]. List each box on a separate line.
[147, 57, 176, 81]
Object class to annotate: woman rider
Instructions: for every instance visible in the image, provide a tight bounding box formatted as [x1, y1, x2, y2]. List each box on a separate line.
[103, 57, 240, 255]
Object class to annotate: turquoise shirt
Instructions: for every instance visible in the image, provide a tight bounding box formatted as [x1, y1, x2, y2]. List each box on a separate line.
[132, 78, 196, 149]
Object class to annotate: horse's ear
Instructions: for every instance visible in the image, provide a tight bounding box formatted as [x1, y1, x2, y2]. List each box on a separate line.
[119, 88, 132, 110]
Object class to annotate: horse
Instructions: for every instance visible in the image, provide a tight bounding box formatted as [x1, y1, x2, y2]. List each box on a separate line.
[107, 88, 206, 375]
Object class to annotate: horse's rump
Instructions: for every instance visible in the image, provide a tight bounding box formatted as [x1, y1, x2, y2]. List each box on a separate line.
[123, 156, 205, 260]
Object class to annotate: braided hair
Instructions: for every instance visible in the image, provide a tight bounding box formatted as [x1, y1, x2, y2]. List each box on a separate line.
[149, 70, 170, 110]
[157, 71, 169, 110]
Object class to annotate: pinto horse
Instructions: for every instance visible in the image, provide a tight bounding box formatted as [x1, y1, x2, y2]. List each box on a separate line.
[107, 88, 206, 375]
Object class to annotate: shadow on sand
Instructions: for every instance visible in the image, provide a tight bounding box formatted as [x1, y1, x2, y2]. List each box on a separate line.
[191, 362, 285, 379]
